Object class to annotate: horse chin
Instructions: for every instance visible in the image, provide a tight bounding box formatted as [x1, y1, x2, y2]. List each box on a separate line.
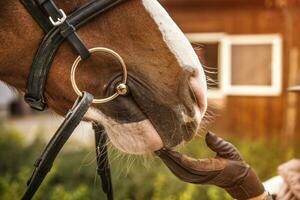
[85, 107, 163, 155]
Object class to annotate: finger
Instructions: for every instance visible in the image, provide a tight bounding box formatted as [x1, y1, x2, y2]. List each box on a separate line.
[281, 190, 294, 200]
[205, 132, 243, 161]
[155, 149, 225, 184]
[281, 172, 300, 199]
[278, 159, 300, 174]
[277, 182, 290, 199]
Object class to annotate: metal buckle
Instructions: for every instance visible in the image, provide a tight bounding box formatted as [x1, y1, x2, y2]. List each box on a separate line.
[49, 9, 67, 26]
[70, 47, 128, 104]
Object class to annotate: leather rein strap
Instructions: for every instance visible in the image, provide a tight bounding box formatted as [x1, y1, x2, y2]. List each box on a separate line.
[19, 0, 125, 199]
[22, 92, 94, 200]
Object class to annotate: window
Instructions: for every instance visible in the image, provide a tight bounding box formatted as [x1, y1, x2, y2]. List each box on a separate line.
[187, 33, 225, 99]
[187, 33, 283, 97]
[221, 34, 282, 96]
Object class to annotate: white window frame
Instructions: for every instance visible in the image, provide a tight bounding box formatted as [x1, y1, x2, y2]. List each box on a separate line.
[186, 33, 226, 99]
[221, 34, 283, 96]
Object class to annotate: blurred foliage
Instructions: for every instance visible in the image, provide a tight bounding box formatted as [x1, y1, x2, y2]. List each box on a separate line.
[0, 124, 296, 200]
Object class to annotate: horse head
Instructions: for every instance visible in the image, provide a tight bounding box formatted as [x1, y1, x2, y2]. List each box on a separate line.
[0, 0, 207, 154]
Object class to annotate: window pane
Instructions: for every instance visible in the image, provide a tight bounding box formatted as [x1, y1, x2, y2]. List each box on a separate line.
[193, 43, 219, 89]
[231, 44, 272, 86]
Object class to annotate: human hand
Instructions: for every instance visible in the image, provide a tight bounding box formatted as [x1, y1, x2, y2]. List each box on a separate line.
[156, 132, 266, 200]
[278, 159, 300, 199]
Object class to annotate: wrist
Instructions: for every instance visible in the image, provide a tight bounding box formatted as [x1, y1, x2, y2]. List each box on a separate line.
[249, 192, 273, 200]
[225, 168, 265, 200]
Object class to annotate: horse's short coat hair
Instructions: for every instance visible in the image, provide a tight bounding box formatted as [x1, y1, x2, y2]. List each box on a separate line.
[0, 0, 207, 154]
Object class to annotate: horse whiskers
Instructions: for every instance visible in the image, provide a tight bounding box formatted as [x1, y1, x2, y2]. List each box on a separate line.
[206, 76, 218, 84]
[204, 70, 218, 75]
[206, 76, 218, 81]
[79, 150, 97, 169]
[126, 155, 138, 174]
[196, 120, 211, 136]
[202, 112, 214, 121]
[191, 46, 219, 87]
[204, 108, 216, 116]
[199, 107, 217, 125]
[206, 77, 218, 83]
[106, 145, 143, 177]
[207, 84, 218, 88]
[203, 66, 218, 71]
[203, 65, 218, 73]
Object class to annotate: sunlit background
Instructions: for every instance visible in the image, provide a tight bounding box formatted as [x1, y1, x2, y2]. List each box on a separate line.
[1, 0, 300, 199]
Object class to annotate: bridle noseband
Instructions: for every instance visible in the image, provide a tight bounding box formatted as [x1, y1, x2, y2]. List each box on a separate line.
[19, 0, 128, 199]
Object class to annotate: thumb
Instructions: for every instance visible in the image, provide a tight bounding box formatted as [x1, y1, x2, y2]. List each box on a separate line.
[205, 132, 243, 161]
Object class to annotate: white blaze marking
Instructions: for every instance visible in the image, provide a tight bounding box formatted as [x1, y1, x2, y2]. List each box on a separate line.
[142, 0, 202, 71]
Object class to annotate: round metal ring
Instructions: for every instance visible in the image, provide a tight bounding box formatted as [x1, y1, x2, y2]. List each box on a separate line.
[70, 47, 128, 104]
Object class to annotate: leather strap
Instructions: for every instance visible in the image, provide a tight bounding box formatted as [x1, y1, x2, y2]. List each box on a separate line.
[22, 0, 125, 111]
[24, 27, 62, 111]
[20, 0, 52, 33]
[21, 92, 94, 200]
[36, 0, 90, 59]
[93, 123, 114, 200]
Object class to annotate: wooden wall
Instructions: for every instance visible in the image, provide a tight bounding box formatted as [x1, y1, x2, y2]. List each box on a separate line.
[161, 1, 300, 139]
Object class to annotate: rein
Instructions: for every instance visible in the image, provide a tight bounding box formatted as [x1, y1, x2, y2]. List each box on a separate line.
[19, 0, 128, 199]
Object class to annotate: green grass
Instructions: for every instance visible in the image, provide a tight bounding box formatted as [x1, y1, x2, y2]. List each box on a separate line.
[0, 123, 296, 200]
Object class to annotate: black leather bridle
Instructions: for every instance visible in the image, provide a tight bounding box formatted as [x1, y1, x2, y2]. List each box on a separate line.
[19, 0, 127, 199]
[22, 0, 126, 111]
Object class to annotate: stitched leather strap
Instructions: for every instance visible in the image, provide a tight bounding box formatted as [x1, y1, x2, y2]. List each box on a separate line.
[22, 0, 125, 111]
[20, 0, 52, 32]
[21, 92, 94, 200]
[24, 27, 62, 111]
[36, 0, 91, 59]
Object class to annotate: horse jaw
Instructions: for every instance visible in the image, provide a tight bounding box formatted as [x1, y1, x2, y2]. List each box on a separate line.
[85, 107, 163, 155]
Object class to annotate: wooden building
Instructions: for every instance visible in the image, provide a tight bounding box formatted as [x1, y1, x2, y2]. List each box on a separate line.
[161, 0, 300, 139]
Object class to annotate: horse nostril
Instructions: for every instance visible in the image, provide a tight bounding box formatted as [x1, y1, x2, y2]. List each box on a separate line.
[187, 67, 199, 78]
[189, 73, 208, 117]
[188, 86, 198, 105]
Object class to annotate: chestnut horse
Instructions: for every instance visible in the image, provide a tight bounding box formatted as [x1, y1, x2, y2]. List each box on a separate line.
[0, 0, 207, 155]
